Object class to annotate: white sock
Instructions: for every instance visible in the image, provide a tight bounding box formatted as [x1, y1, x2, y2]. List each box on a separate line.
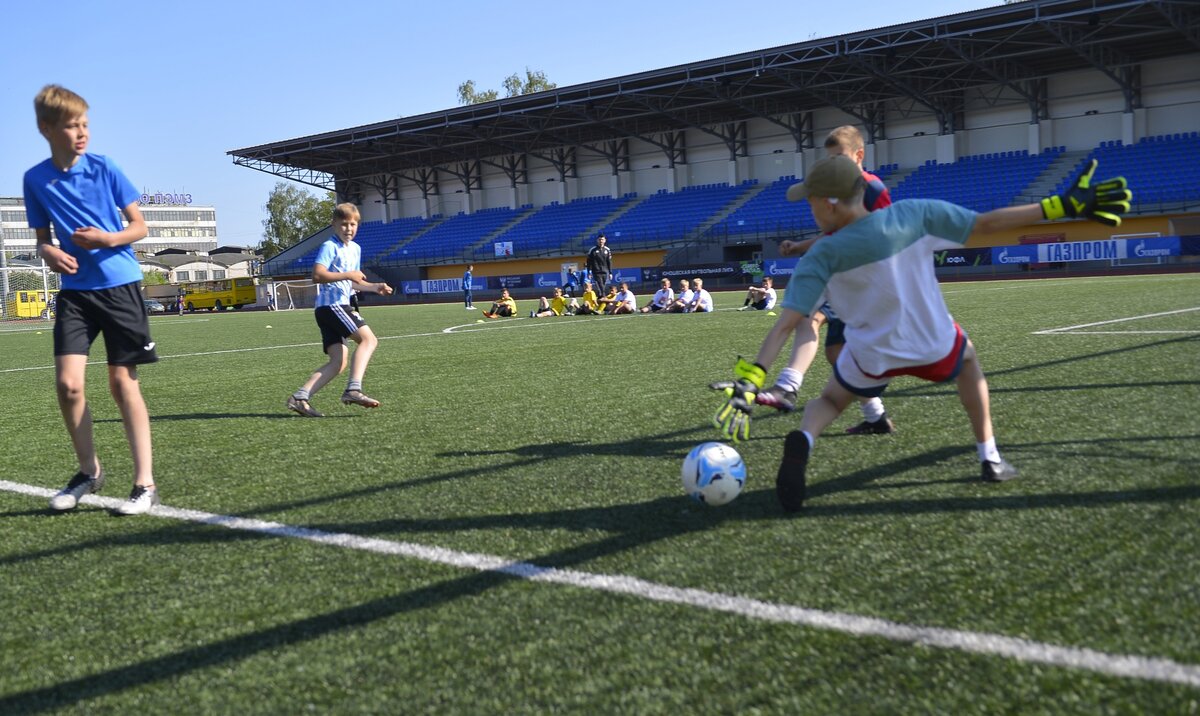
[860, 397, 885, 423]
[977, 438, 1001, 464]
[776, 368, 804, 392]
[802, 430, 815, 450]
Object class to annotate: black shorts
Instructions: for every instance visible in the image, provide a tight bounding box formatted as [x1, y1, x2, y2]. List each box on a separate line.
[825, 317, 847, 347]
[54, 283, 158, 366]
[315, 304, 367, 352]
[495, 304, 514, 317]
[752, 299, 771, 311]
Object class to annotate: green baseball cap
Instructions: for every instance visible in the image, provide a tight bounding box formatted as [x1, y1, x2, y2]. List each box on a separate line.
[786, 155, 865, 202]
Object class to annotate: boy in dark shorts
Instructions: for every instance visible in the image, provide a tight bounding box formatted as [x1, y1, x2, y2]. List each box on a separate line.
[287, 203, 394, 417]
[24, 85, 160, 515]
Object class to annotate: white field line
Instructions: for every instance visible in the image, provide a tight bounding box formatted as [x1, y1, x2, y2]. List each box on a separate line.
[1032, 307, 1200, 335]
[2, 478, 1197, 688]
[0, 311, 734, 374]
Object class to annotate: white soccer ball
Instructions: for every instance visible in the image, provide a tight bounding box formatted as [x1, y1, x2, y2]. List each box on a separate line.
[681, 442, 747, 506]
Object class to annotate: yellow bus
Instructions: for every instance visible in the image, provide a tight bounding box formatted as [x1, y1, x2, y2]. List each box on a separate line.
[174, 277, 257, 312]
[3, 289, 58, 319]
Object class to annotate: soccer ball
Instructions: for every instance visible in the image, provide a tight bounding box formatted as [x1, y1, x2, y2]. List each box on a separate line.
[681, 442, 747, 506]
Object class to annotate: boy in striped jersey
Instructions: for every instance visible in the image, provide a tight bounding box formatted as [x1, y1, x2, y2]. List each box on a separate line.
[287, 203, 393, 417]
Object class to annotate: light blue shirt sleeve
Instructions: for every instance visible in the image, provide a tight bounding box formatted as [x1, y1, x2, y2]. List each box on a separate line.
[314, 240, 337, 268]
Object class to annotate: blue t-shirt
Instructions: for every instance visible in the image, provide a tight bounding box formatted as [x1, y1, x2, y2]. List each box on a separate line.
[314, 238, 362, 308]
[463, 269, 472, 290]
[23, 154, 142, 290]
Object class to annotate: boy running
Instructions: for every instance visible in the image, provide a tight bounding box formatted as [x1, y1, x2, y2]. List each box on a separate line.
[24, 85, 160, 515]
[287, 203, 393, 417]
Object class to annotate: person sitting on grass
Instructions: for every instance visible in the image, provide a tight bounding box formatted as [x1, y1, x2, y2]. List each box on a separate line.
[640, 277, 675, 313]
[685, 277, 714, 313]
[533, 286, 570, 317]
[738, 276, 777, 312]
[574, 281, 602, 315]
[610, 281, 637, 315]
[666, 279, 693, 313]
[482, 288, 517, 318]
[597, 285, 619, 314]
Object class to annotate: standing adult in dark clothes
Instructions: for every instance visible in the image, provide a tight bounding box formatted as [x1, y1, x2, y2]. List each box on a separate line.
[586, 234, 613, 296]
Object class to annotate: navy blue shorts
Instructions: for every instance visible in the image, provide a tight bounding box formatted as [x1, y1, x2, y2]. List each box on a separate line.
[315, 304, 367, 352]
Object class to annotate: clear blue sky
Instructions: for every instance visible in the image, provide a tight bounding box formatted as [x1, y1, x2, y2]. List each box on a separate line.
[1, 0, 999, 248]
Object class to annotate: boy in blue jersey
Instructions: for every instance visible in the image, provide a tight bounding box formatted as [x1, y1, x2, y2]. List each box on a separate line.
[463, 264, 475, 310]
[287, 203, 394, 417]
[713, 154, 1130, 511]
[24, 85, 159, 515]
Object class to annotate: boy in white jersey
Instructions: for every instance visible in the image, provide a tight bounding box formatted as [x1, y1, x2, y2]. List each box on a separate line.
[685, 278, 713, 313]
[712, 155, 1130, 511]
[737, 276, 777, 311]
[640, 277, 675, 313]
[288, 203, 393, 417]
[666, 279, 693, 313]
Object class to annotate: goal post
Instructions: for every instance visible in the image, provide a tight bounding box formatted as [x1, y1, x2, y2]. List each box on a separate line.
[271, 280, 318, 310]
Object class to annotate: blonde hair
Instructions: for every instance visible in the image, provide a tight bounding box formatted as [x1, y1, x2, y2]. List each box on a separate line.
[824, 125, 865, 154]
[332, 202, 360, 221]
[35, 85, 88, 127]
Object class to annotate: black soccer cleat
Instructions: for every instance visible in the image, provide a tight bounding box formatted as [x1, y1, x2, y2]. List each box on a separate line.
[846, 414, 896, 435]
[776, 430, 810, 512]
[981, 459, 1019, 483]
[756, 385, 798, 412]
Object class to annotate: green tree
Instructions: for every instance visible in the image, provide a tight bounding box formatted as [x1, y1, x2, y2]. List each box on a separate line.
[457, 68, 556, 105]
[260, 183, 336, 259]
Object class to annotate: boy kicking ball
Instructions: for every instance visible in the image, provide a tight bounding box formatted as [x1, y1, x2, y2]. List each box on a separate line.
[288, 203, 393, 417]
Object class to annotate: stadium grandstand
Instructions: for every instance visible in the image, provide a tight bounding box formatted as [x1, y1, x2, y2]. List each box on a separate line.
[228, 0, 1200, 302]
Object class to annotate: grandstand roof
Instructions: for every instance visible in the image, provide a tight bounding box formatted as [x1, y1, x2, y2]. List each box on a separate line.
[227, 0, 1199, 194]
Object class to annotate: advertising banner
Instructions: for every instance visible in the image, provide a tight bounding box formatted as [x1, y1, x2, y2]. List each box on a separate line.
[488, 274, 532, 289]
[934, 247, 992, 267]
[494, 241, 514, 257]
[992, 237, 1180, 265]
[659, 262, 741, 279]
[533, 272, 563, 288]
[401, 281, 422, 295]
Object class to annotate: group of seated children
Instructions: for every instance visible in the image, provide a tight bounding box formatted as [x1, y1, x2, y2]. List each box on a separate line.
[487, 275, 755, 319]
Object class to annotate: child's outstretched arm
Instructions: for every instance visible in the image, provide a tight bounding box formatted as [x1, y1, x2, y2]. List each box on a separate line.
[975, 159, 1131, 234]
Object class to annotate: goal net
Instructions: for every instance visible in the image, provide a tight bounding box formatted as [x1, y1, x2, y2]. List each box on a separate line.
[0, 265, 61, 323]
[272, 280, 318, 310]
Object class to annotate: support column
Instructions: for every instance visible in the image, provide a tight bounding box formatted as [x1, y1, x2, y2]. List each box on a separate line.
[1028, 122, 1043, 155]
[935, 133, 957, 165]
[1121, 112, 1135, 146]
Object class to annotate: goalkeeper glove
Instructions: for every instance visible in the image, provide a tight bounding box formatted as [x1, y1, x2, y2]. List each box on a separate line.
[1040, 159, 1132, 227]
[711, 357, 767, 444]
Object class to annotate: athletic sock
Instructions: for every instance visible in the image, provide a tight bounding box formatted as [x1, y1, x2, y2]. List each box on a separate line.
[347, 380, 363, 393]
[801, 430, 815, 450]
[293, 389, 311, 400]
[861, 397, 886, 423]
[776, 368, 804, 393]
[977, 437, 1001, 464]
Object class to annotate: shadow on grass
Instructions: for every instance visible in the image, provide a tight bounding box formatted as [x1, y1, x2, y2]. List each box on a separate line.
[4, 474, 1199, 712]
[95, 412, 356, 423]
[4, 422, 1198, 711]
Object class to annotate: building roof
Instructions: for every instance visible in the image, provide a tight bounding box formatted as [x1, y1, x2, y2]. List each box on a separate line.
[227, 0, 1199, 195]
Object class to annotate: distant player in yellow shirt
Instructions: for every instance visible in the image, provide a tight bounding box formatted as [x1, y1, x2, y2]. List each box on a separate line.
[574, 281, 601, 315]
[533, 287, 570, 317]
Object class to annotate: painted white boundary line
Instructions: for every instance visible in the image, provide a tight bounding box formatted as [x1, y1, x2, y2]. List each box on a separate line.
[1032, 307, 1200, 335]
[2, 478, 1197, 688]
